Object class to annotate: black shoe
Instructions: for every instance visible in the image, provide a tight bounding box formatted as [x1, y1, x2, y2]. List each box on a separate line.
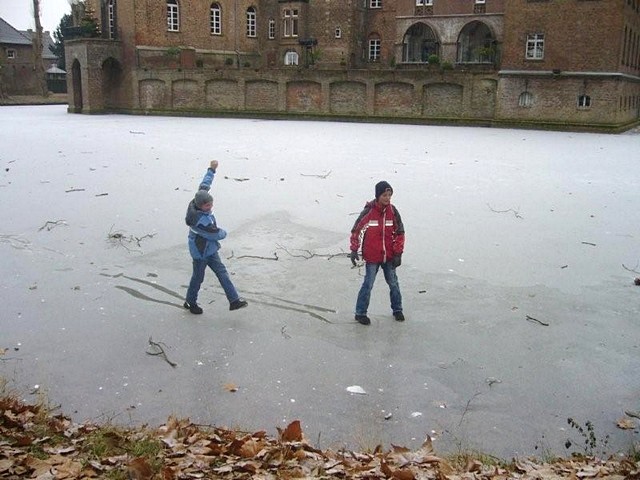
[229, 299, 248, 311]
[355, 314, 371, 325]
[393, 311, 405, 322]
[184, 301, 203, 315]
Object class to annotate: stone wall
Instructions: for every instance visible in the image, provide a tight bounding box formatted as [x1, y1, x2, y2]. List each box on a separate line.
[129, 67, 500, 122]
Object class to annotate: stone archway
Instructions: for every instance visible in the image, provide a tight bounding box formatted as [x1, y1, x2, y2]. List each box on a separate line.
[402, 22, 439, 63]
[71, 59, 83, 113]
[101, 57, 123, 109]
[457, 21, 496, 64]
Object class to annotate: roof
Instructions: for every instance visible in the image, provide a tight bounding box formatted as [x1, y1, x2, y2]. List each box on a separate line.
[46, 65, 66, 74]
[20, 29, 57, 60]
[0, 17, 31, 45]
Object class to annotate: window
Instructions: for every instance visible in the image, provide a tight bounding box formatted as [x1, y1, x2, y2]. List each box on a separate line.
[246, 7, 256, 37]
[268, 19, 275, 39]
[107, 0, 116, 39]
[335, 26, 342, 39]
[518, 92, 533, 107]
[7, 49, 16, 59]
[368, 38, 381, 61]
[417, 0, 434, 4]
[370, 0, 382, 8]
[283, 9, 298, 38]
[284, 50, 299, 65]
[578, 95, 591, 108]
[526, 33, 544, 60]
[167, 0, 179, 31]
[475, 0, 486, 3]
[210, 3, 221, 35]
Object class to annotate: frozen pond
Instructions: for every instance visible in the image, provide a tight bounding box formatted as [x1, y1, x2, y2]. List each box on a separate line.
[1, 105, 639, 458]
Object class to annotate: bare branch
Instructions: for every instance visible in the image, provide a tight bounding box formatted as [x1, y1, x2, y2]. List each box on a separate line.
[487, 203, 523, 219]
[526, 315, 549, 326]
[276, 243, 345, 260]
[300, 170, 332, 179]
[458, 392, 482, 426]
[146, 337, 177, 368]
[38, 220, 67, 232]
[227, 250, 279, 261]
[622, 262, 640, 274]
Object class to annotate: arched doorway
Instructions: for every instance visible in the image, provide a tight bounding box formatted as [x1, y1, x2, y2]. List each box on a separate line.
[101, 57, 122, 109]
[402, 22, 439, 63]
[71, 59, 83, 113]
[457, 21, 496, 64]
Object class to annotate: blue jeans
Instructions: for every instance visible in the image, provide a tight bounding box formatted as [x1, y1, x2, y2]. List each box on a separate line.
[186, 252, 239, 305]
[355, 262, 403, 316]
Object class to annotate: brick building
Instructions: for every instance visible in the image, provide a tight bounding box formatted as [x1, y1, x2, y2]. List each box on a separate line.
[0, 17, 62, 95]
[65, 0, 640, 131]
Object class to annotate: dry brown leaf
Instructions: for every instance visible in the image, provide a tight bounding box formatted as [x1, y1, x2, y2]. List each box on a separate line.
[616, 417, 636, 429]
[278, 420, 303, 442]
[127, 457, 154, 480]
[223, 383, 238, 392]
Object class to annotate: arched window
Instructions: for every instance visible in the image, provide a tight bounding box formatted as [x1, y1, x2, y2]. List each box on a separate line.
[402, 22, 439, 63]
[210, 3, 221, 35]
[284, 50, 299, 66]
[167, 0, 179, 31]
[246, 7, 256, 37]
[518, 91, 533, 108]
[107, 0, 116, 39]
[457, 21, 496, 63]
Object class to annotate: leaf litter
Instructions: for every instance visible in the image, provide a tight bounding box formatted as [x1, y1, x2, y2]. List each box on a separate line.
[1, 394, 638, 480]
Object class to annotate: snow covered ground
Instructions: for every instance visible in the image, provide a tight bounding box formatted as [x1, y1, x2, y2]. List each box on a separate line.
[1, 105, 639, 457]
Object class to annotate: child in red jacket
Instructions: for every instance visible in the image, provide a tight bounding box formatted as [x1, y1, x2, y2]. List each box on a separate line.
[349, 181, 405, 325]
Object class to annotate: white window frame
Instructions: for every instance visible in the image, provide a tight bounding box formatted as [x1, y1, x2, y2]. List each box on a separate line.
[578, 95, 592, 108]
[335, 26, 342, 39]
[210, 4, 221, 35]
[268, 19, 275, 39]
[167, 0, 179, 32]
[283, 9, 298, 38]
[370, 0, 382, 8]
[416, 0, 433, 4]
[246, 7, 256, 38]
[7, 49, 16, 59]
[284, 50, 299, 66]
[518, 91, 533, 107]
[475, 0, 486, 4]
[526, 33, 544, 60]
[108, 0, 116, 39]
[368, 38, 381, 61]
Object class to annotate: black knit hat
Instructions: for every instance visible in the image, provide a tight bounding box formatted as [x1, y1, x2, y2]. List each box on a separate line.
[375, 181, 393, 200]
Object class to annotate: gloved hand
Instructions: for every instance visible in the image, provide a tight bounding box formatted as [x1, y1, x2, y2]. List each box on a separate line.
[350, 251, 359, 266]
[391, 254, 402, 268]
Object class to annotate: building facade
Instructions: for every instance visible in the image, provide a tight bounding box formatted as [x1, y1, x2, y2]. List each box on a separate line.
[0, 17, 62, 95]
[65, 0, 640, 131]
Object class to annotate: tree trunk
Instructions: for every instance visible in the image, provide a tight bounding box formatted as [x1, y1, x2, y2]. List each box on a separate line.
[32, 0, 48, 96]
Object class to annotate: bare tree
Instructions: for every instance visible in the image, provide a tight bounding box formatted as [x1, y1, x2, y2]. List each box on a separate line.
[32, 0, 49, 96]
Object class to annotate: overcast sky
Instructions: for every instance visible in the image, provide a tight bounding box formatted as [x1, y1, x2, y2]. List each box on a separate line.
[0, 0, 70, 35]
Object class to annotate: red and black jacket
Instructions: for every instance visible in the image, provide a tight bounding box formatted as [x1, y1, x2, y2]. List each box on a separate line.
[350, 200, 405, 264]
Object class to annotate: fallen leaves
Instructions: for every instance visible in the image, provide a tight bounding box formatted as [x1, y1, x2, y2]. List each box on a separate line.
[0, 394, 639, 479]
[616, 417, 637, 430]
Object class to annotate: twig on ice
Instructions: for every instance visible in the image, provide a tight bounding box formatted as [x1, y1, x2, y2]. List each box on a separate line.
[300, 170, 332, 179]
[39, 220, 67, 231]
[487, 203, 523, 219]
[622, 262, 640, 274]
[526, 315, 549, 326]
